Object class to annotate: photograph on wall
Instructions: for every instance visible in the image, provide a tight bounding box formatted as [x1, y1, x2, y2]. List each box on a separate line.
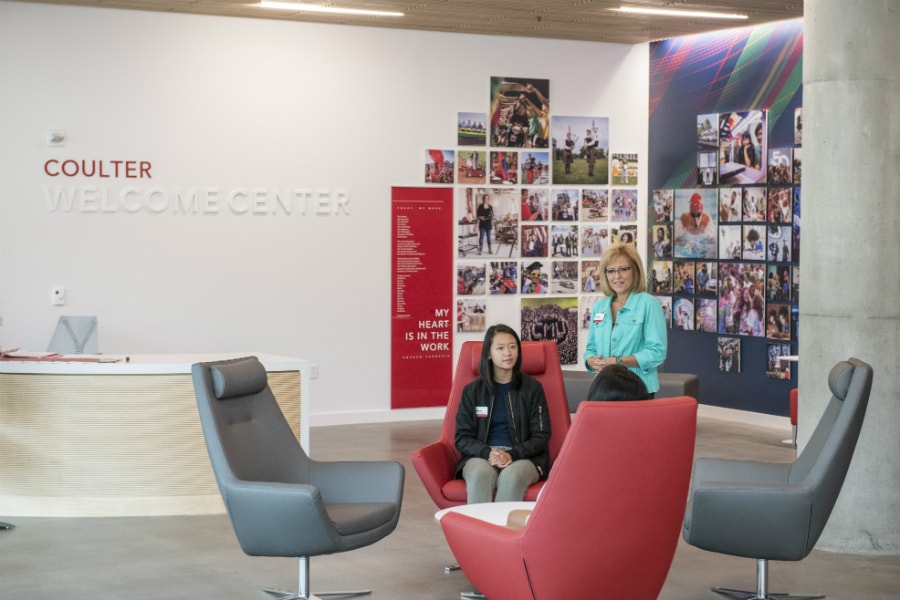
[521, 187, 548, 221]
[611, 153, 638, 186]
[656, 295, 673, 329]
[425, 149, 455, 184]
[520, 151, 550, 185]
[718, 109, 766, 184]
[719, 188, 741, 222]
[581, 294, 605, 328]
[696, 298, 717, 333]
[581, 188, 609, 221]
[765, 303, 792, 340]
[581, 260, 601, 294]
[674, 189, 717, 258]
[742, 224, 766, 260]
[550, 224, 578, 258]
[521, 260, 548, 294]
[673, 260, 695, 294]
[791, 305, 800, 342]
[695, 261, 716, 296]
[742, 186, 767, 221]
[611, 224, 637, 246]
[489, 150, 519, 184]
[767, 186, 792, 223]
[552, 188, 579, 220]
[794, 107, 803, 146]
[489, 261, 518, 295]
[792, 267, 800, 304]
[550, 115, 610, 184]
[489, 77, 550, 148]
[697, 151, 717, 186]
[458, 111, 487, 146]
[458, 150, 486, 184]
[520, 296, 579, 365]
[521, 224, 549, 258]
[718, 262, 766, 336]
[580, 224, 609, 257]
[550, 260, 579, 293]
[717, 337, 741, 373]
[457, 299, 486, 333]
[766, 342, 793, 379]
[651, 224, 672, 259]
[765, 265, 792, 302]
[718, 225, 742, 260]
[651, 189, 674, 224]
[767, 225, 793, 262]
[457, 263, 486, 295]
[673, 297, 694, 331]
[610, 189, 638, 222]
[793, 147, 802, 184]
[697, 113, 719, 149]
[792, 187, 801, 261]
[649, 260, 673, 294]
[767, 147, 793, 184]
[458, 187, 519, 258]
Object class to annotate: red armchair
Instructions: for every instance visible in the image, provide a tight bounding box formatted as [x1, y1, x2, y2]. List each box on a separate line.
[440, 397, 698, 600]
[411, 340, 571, 509]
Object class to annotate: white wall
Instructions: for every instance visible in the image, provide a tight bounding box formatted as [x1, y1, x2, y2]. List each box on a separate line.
[0, 1, 649, 424]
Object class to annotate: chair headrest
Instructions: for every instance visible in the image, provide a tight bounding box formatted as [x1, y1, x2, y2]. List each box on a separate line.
[520, 342, 546, 375]
[828, 361, 854, 401]
[464, 343, 482, 376]
[210, 357, 268, 400]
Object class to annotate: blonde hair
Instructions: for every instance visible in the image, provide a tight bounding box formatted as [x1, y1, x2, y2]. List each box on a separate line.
[597, 242, 647, 297]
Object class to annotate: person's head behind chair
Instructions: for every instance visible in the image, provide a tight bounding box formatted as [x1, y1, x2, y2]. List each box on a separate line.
[587, 364, 649, 401]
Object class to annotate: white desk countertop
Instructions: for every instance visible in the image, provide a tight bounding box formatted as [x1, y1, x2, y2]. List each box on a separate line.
[0, 352, 306, 375]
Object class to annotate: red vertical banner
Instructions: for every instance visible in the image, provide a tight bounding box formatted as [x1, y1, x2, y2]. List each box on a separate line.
[391, 186, 454, 409]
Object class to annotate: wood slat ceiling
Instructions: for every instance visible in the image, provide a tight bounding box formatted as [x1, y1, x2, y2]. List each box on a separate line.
[18, 0, 802, 44]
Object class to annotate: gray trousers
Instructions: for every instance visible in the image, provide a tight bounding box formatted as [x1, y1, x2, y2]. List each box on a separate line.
[462, 457, 539, 504]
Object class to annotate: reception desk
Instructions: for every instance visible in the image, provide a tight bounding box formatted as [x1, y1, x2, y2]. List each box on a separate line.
[0, 353, 309, 518]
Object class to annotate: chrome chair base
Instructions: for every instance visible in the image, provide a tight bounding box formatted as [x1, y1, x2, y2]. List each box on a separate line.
[263, 588, 371, 600]
[713, 585, 825, 600]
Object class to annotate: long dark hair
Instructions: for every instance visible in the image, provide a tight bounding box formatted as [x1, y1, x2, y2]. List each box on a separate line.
[479, 324, 523, 390]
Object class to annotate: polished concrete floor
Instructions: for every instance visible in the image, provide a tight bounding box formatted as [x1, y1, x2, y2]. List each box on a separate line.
[1, 414, 898, 600]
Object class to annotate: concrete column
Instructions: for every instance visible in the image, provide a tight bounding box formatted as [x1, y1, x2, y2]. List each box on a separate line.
[801, 0, 900, 554]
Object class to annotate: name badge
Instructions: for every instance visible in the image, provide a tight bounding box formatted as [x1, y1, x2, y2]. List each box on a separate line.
[593, 312, 606, 324]
[475, 406, 489, 418]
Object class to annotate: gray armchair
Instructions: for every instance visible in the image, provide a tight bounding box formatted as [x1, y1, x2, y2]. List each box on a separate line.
[682, 357, 873, 600]
[192, 356, 404, 600]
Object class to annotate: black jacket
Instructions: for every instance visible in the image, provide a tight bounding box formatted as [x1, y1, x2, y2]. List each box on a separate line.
[454, 373, 551, 479]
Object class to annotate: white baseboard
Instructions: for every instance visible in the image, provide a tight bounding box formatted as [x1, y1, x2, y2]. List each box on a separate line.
[310, 403, 791, 432]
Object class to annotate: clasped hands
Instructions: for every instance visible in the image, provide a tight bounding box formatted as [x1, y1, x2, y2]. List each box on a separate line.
[489, 447, 512, 468]
[589, 355, 615, 371]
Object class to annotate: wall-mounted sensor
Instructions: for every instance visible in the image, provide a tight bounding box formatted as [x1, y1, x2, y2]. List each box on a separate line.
[52, 287, 67, 306]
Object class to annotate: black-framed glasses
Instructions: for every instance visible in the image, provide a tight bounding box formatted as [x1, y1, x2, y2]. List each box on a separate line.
[605, 266, 632, 276]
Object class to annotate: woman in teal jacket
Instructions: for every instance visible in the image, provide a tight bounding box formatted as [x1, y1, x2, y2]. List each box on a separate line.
[585, 242, 668, 395]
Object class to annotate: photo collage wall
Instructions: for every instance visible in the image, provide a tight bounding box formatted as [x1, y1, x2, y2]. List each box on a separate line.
[648, 109, 802, 379]
[425, 76, 640, 365]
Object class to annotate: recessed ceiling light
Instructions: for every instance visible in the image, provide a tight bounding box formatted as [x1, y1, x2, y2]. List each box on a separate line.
[617, 6, 748, 20]
[259, 2, 404, 17]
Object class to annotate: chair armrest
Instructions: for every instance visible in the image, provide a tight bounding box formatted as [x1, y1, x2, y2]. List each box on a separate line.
[685, 481, 814, 560]
[411, 441, 458, 506]
[311, 460, 405, 504]
[223, 479, 344, 556]
[440, 512, 533, 600]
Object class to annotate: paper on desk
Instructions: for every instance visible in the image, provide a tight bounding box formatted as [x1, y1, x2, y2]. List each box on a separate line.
[0, 350, 60, 358]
